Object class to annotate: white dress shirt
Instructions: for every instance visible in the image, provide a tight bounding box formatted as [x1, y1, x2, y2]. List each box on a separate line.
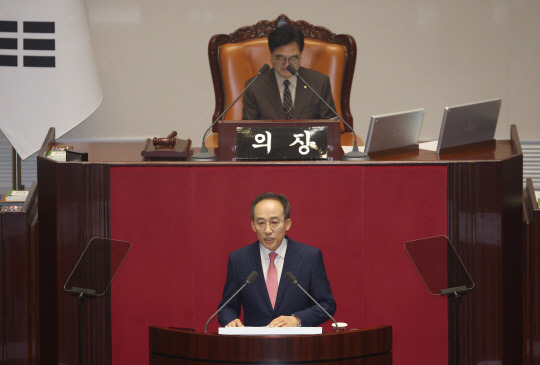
[259, 238, 288, 285]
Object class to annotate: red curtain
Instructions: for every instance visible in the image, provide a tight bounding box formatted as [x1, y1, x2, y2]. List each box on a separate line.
[110, 164, 448, 364]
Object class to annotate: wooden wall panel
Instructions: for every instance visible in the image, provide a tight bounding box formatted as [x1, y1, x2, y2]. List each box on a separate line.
[35, 137, 524, 365]
[1, 183, 39, 364]
[523, 178, 540, 365]
[37, 159, 112, 365]
[446, 153, 523, 364]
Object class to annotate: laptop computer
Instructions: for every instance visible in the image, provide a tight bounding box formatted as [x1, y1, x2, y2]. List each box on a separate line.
[364, 109, 424, 154]
[436, 99, 501, 154]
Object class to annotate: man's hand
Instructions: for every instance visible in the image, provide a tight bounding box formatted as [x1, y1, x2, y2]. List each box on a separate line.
[225, 319, 244, 327]
[268, 315, 301, 327]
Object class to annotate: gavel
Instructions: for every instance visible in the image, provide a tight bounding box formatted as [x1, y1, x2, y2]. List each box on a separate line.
[153, 131, 177, 148]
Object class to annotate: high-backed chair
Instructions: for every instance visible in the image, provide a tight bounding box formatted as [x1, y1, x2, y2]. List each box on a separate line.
[207, 14, 359, 148]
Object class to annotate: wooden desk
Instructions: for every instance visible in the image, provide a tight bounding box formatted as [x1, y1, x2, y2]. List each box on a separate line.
[149, 326, 392, 364]
[35, 127, 523, 365]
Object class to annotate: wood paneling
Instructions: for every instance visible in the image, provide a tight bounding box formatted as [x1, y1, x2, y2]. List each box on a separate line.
[35, 128, 524, 364]
[523, 178, 540, 365]
[446, 151, 523, 364]
[149, 326, 392, 364]
[37, 158, 112, 365]
[0, 183, 39, 364]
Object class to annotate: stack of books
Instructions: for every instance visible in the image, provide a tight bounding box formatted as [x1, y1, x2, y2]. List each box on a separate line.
[0, 190, 29, 212]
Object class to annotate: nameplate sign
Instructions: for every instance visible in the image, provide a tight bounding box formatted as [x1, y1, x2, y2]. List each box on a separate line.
[236, 126, 328, 160]
[217, 120, 341, 161]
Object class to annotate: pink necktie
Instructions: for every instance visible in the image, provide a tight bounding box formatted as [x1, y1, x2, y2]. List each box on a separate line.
[267, 252, 278, 308]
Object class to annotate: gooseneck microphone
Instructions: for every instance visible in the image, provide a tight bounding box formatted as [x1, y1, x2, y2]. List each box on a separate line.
[284, 271, 340, 331]
[286, 65, 369, 161]
[191, 64, 271, 161]
[204, 271, 259, 333]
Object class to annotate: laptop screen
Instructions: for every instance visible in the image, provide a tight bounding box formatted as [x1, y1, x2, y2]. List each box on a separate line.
[436, 99, 501, 154]
[365, 109, 424, 154]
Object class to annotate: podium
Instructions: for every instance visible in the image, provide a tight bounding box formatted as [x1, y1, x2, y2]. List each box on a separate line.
[35, 126, 524, 364]
[149, 326, 392, 364]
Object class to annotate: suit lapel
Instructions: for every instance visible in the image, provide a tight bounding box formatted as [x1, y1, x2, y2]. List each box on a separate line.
[262, 70, 287, 120]
[249, 242, 274, 312]
[274, 239, 300, 310]
[292, 68, 308, 119]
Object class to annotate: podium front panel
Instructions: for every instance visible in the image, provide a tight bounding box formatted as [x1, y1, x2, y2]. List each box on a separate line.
[36, 137, 524, 365]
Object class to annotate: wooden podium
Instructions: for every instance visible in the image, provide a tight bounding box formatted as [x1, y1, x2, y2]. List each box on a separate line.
[33, 126, 524, 364]
[149, 326, 392, 364]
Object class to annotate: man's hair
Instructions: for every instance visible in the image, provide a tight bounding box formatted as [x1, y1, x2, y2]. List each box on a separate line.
[250, 192, 291, 220]
[268, 24, 304, 53]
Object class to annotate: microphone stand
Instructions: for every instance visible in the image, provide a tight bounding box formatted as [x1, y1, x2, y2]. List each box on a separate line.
[71, 287, 97, 365]
[287, 65, 369, 161]
[440, 285, 469, 365]
[204, 271, 259, 332]
[285, 272, 340, 331]
[192, 65, 270, 161]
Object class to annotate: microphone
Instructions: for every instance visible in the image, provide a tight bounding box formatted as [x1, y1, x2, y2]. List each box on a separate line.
[284, 271, 340, 331]
[191, 64, 271, 161]
[204, 271, 259, 333]
[286, 65, 369, 161]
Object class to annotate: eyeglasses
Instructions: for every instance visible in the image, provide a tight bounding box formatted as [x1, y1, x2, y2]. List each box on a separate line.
[254, 219, 284, 230]
[273, 55, 300, 65]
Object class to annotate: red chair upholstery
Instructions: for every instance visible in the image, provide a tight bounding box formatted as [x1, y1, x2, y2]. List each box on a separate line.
[207, 14, 360, 147]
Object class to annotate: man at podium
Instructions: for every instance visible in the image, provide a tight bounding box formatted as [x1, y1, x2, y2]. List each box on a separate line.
[218, 192, 336, 327]
[241, 24, 337, 121]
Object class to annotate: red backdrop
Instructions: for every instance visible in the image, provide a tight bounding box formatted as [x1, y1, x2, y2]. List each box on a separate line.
[110, 164, 448, 364]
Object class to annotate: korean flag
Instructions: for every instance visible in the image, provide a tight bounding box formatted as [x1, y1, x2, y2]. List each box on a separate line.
[0, 0, 102, 159]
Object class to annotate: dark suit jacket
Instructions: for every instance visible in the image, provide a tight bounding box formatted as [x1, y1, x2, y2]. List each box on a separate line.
[242, 67, 337, 121]
[217, 238, 336, 327]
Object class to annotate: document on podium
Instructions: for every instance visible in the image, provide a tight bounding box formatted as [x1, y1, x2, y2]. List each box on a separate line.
[218, 327, 323, 335]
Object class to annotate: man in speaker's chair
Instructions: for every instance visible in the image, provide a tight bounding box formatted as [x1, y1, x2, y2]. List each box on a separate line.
[218, 192, 336, 327]
[242, 24, 337, 122]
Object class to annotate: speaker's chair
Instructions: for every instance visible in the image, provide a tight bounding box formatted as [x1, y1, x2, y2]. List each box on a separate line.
[207, 14, 360, 147]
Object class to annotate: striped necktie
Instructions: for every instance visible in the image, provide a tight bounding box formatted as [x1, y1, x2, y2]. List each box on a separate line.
[283, 80, 293, 120]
